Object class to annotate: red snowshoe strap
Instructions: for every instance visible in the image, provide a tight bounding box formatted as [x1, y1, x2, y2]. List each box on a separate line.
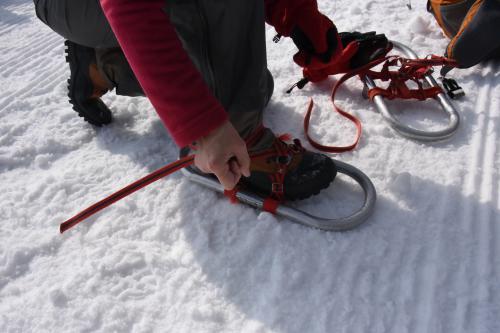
[263, 198, 280, 214]
[266, 135, 306, 203]
[304, 56, 387, 153]
[60, 129, 301, 233]
[303, 55, 458, 153]
[227, 134, 299, 213]
[60, 155, 195, 233]
[224, 188, 239, 204]
[225, 133, 309, 217]
[365, 55, 458, 101]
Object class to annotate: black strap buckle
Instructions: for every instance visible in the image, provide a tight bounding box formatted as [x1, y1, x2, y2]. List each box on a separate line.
[286, 77, 310, 94]
[441, 78, 465, 99]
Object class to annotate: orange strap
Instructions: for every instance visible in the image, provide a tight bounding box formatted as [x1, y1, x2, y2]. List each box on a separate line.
[365, 56, 456, 101]
[60, 145, 290, 233]
[303, 55, 457, 153]
[304, 56, 387, 153]
[60, 155, 195, 233]
[263, 198, 280, 214]
[224, 189, 239, 204]
[227, 139, 290, 212]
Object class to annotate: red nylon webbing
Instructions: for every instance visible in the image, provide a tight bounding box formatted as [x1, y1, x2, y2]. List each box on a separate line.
[224, 189, 239, 204]
[303, 55, 457, 153]
[60, 148, 287, 234]
[60, 155, 194, 234]
[262, 198, 280, 214]
[304, 56, 388, 153]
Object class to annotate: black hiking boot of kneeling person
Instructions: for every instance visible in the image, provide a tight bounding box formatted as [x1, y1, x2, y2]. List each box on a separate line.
[243, 136, 337, 201]
[181, 131, 337, 201]
[65, 40, 112, 126]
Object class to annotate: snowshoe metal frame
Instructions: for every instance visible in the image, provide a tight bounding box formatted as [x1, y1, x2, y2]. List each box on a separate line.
[59, 150, 376, 234]
[181, 157, 376, 231]
[362, 41, 460, 142]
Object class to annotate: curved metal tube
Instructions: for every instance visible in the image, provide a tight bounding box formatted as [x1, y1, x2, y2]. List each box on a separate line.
[181, 160, 376, 231]
[363, 41, 460, 141]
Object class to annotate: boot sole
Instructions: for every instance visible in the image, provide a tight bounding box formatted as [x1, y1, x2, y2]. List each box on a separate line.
[286, 159, 337, 201]
[65, 40, 112, 126]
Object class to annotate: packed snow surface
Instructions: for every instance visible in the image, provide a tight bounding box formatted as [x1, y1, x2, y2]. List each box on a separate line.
[1, 1, 499, 332]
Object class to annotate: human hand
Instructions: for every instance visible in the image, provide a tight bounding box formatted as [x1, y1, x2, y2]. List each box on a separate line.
[194, 121, 251, 190]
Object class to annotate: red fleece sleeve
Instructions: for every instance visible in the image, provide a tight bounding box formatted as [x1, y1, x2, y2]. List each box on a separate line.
[100, 0, 228, 147]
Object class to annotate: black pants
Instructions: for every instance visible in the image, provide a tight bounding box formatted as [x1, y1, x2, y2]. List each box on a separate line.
[34, 0, 275, 145]
[34, 0, 144, 96]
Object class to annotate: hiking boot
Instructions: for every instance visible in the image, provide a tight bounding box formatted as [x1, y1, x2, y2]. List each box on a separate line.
[243, 134, 337, 201]
[65, 40, 112, 126]
[180, 126, 336, 201]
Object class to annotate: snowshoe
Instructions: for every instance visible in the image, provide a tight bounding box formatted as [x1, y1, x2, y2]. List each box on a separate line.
[59, 143, 376, 233]
[65, 40, 112, 126]
[180, 147, 376, 231]
[362, 41, 460, 142]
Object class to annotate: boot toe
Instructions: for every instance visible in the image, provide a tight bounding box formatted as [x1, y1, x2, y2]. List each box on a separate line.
[65, 40, 113, 126]
[284, 153, 337, 200]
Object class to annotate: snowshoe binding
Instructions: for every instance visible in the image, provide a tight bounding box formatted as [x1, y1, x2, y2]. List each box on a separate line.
[180, 129, 376, 231]
[243, 136, 337, 201]
[362, 41, 460, 142]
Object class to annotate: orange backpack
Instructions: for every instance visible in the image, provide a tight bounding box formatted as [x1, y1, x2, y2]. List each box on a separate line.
[427, 0, 500, 73]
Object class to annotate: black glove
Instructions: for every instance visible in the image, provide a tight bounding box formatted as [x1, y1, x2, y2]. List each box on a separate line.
[290, 25, 340, 65]
[338, 31, 392, 69]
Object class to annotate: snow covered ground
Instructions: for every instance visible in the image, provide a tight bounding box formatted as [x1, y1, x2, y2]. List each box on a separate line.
[1, 1, 499, 332]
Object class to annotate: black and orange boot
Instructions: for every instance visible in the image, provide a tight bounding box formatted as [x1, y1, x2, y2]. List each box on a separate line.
[243, 128, 337, 201]
[181, 126, 336, 202]
[65, 40, 112, 126]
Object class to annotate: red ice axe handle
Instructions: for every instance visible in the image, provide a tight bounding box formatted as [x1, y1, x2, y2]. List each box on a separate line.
[59, 155, 195, 234]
